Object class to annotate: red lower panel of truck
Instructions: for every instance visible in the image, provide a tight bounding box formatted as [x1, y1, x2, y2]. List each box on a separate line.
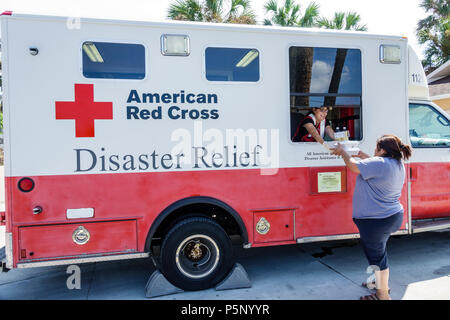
[18, 220, 137, 260]
[410, 162, 450, 219]
[4, 163, 448, 266]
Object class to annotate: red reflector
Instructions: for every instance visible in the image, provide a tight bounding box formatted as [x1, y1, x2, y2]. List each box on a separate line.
[0, 211, 5, 226]
[18, 178, 35, 192]
[21, 249, 27, 259]
[1, 11, 12, 16]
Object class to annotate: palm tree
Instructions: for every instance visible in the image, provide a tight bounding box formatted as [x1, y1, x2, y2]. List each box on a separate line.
[298, 2, 320, 27]
[167, 0, 256, 24]
[416, 0, 449, 72]
[318, 11, 367, 31]
[289, 47, 314, 108]
[168, 0, 204, 21]
[227, 0, 256, 24]
[317, 12, 366, 107]
[263, 1, 320, 108]
[323, 48, 348, 107]
[263, 0, 320, 27]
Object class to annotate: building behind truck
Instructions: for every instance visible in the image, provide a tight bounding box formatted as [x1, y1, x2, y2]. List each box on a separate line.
[0, 12, 449, 291]
[427, 60, 450, 114]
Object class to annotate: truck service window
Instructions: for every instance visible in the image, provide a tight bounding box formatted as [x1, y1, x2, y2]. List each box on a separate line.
[289, 47, 362, 142]
[409, 104, 450, 148]
[205, 47, 260, 82]
[82, 42, 145, 79]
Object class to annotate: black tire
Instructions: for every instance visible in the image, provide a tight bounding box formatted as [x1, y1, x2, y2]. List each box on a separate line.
[160, 217, 234, 291]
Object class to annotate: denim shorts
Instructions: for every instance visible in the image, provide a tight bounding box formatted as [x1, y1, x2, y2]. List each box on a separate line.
[353, 211, 403, 271]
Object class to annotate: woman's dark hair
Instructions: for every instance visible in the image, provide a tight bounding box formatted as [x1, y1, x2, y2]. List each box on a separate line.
[376, 134, 412, 161]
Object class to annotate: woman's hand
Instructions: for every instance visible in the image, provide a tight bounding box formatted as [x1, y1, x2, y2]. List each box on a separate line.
[354, 150, 370, 159]
[330, 143, 360, 174]
[330, 143, 345, 156]
[325, 126, 335, 141]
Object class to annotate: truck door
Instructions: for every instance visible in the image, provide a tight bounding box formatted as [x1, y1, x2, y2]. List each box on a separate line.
[408, 102, 450, 219]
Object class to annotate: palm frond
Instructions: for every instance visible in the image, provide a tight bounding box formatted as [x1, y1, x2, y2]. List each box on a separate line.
[263, 18, 273, 25]
[318, 11, 367, 31]
[333, 12, 345, 30]
[287, 4, 300, 26]
[298, 2, 320, 27]
[205, 0, 223, 15]
[264, 0, 278, 14]
[227, 0, 255, 22]
[167, 0, 203, 21]
[317, 17, 333, 29]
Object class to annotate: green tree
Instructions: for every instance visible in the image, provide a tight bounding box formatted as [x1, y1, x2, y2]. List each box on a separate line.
[263, 1, 320, 107]
[416, 0, 449, 72]
[263, 0, 320, 27]
[167, 0, 256, 24]
[317, 12, 366, 107]
[318, 11, 367, 31]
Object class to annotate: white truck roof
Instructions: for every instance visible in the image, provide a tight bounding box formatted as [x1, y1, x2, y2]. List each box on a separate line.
[3, 12, 406, 39]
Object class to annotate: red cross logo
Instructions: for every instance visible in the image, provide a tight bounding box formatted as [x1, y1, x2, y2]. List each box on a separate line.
[55, 84, 113, 138]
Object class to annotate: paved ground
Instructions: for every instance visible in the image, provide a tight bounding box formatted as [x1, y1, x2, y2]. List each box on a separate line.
[0, 166, 449, 300]
[0, 232, 449, 300]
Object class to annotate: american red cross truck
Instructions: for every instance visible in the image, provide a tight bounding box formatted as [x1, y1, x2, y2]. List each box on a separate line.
[0, 12, 449, 290]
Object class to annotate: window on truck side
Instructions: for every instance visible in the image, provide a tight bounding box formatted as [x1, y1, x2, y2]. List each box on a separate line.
[205, 47, 260, 82]
[82, 42, 146, 80]
[289, 47, 362, 142]
[409, 103, 450, 148]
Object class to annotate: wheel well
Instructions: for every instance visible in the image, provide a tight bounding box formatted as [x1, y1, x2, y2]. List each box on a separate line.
[145, 197, 248, 255]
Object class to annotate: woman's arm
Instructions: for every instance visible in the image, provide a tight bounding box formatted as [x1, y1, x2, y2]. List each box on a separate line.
[342, 151, 360, 174]
[325, 125, 335, 141]
[304, 123, 325, 144]
[355, 150, 370, 159]
[331, 143, 360, 174]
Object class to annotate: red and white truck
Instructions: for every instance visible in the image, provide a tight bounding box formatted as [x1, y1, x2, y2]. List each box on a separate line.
[1, 12, 449, 290]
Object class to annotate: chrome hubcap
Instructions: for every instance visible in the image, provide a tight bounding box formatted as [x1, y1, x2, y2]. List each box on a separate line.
[175, 234, 220, 279]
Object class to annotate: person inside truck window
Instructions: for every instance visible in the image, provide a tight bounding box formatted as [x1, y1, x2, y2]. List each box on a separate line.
[292, 106, 335, 144]
[331, 134, 412, 300]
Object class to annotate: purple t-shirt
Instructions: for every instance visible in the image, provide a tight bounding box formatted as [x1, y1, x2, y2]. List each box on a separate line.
[353, 156, 405, 219]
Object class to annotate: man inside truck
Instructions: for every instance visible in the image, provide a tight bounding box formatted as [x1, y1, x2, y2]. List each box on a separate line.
[292, 106, 336, 144]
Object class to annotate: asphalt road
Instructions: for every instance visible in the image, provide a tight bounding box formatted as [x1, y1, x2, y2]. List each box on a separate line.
[0, 165, 449, 300]
[1, 228, 449, 300]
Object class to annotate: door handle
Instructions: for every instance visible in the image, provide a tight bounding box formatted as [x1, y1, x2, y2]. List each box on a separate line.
[410, 167, 417, 181]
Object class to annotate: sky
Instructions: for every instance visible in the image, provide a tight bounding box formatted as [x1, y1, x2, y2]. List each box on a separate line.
[0, 0, 428, 59]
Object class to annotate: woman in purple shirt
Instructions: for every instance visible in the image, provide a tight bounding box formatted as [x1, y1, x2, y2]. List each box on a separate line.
[332, 134, 412, 300]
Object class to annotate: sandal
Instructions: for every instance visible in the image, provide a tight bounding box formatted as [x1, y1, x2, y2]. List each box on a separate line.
[361, 281, 391, 294]
[362, 281, 376, 289]
[360, 293, 380, 300]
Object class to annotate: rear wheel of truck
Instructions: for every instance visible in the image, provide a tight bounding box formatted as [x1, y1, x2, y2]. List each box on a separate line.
[160, 217, 235, 291]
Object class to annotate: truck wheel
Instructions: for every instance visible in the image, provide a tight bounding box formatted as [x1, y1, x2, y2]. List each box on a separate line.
[160, 217, 234, 291]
